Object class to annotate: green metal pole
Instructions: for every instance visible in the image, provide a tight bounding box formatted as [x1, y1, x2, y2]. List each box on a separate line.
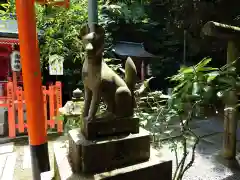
[88, 0, 98, 32]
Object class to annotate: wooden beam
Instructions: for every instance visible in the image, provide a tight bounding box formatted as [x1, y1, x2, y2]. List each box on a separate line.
[202, 21, 240, 39]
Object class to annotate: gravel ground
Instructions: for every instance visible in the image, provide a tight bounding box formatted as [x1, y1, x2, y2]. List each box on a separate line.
[157, 139, 240, 180]
[183, 144, 240, 180]
[157, 117, 240, 180]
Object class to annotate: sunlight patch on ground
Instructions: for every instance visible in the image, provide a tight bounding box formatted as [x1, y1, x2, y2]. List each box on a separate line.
[156, 142, 235, 180]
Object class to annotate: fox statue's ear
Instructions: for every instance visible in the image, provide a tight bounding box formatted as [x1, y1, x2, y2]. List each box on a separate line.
[95, 24, 105, 37]
[79, 24, 90, 40]
[79, 23, 105, 38]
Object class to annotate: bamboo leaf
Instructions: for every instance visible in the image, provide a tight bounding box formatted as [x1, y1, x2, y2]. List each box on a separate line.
[195, 57, 212, 70]
[206, 71, 220, 83]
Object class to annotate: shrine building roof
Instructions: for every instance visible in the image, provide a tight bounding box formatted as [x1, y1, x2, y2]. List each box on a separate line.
[0, 19, 43, 39]
[112, 41, 157, 58]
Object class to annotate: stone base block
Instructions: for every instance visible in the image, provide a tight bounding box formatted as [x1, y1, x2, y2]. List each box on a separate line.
[54, 141, 172, 180]
[0, 123, 5, 136]
[0, 111, 8, 136]
[82, 117, 139, 140]
[68, 127, 150, 174]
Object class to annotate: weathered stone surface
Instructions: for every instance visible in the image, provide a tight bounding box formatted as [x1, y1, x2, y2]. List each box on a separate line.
[0, 123, 5, 136]
[68, 127, 150, 174]
[1, 152, 17, 180]
[54, 141, 172, 180]
[94, 155, 172, 180]
[0, 110, 8, 136]
[82, 117, 139, 140]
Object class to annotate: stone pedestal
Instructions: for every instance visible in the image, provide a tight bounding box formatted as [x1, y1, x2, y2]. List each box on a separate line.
[68, 127, 150, 173]
[54, 140, 172, 180]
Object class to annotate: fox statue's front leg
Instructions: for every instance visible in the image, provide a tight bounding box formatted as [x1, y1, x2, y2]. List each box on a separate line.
[86, 89, 100, 121]
[83, 87, 92, 118]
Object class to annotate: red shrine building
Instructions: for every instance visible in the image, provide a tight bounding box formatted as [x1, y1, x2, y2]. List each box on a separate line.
[0, 19, 23, 97]
[0, 19, 44, 99]
[0, 19, 64, 137]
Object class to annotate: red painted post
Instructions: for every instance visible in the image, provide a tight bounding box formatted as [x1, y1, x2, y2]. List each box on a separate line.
[16, 86, 24, 133]
[12, 71, 17, 98]
[7, 82, 15, 138]
[42, 86, 48, 130]
[56, 81, 63, 133]
[49, 85, 55, 128]
[15, 0, 50, 178]
[65, 0, 70, 8]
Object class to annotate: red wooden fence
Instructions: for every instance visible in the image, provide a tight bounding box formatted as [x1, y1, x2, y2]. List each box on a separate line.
[0, 81, 63, 138]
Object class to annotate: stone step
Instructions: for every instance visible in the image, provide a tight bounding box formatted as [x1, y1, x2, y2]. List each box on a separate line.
[95, 149, 172, 180]
[1, 152, 17, 180]
[68, 127, 150, 174]
[54, 140, 172, 180]
[0, 142, 16, 180]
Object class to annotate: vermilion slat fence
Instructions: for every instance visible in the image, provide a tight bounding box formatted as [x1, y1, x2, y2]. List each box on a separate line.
[0, 81, 63, 138]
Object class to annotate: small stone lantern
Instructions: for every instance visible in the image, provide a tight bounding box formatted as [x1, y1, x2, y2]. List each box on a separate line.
[59, 88, 84, 131]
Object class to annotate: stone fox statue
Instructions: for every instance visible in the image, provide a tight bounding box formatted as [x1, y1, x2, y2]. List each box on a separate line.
[80, 24, 137, 121]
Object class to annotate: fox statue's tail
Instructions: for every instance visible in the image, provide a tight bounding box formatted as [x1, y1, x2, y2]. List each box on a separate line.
[125, 57, 137, 91]
[125, 57, 137, 107]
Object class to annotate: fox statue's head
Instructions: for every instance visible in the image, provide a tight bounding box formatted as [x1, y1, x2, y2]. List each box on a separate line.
[79, 23, 105, 58]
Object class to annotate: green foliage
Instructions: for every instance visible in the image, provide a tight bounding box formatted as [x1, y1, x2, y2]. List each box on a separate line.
[0, 0, 91, 92]
[102, 1, 148, 24]
[135, 57, 240, 180]
[0, 0, 15, 19]
[35, 1, 90, 92]
[99, 0, 150, 38]
[102, 0, 240, 77]
[170, 57, 218, 107]
[35, 1, 88, 68]
[0, 0, 88, 69]
[0, 0, 121, 67]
